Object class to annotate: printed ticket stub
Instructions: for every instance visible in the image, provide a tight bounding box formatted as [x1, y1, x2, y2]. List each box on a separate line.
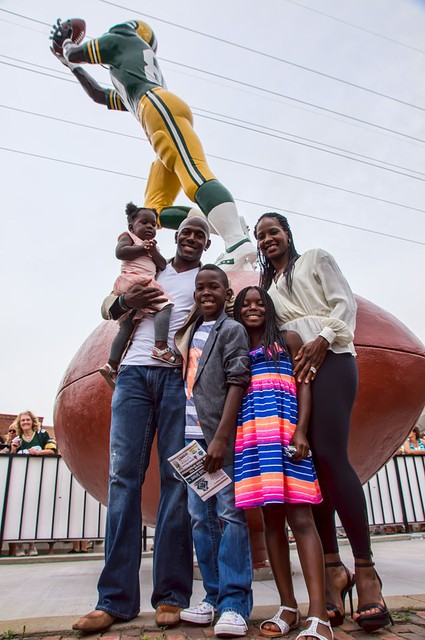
[168, 440, 231, 501]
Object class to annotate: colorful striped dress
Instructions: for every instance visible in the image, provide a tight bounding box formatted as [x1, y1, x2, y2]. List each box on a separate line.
[234, 345, 322, 509]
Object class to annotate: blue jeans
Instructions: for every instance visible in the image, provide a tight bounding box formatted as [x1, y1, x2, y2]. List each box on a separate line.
[186, 440, 253, 622]
[97, 365, 193, 619]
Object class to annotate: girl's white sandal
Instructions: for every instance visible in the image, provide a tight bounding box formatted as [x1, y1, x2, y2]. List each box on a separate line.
[259, 605, 300, 637]
[296, 616, 334, 640]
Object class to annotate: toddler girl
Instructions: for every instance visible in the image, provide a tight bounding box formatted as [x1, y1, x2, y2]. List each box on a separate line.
[99, 202, 181, 388]
[233, 286, 333, 640]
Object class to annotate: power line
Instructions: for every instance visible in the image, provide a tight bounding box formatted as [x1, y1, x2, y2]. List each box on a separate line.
[237, 196, 425, 246]
[194, 107, 425, 182]
[161, 57, 425, 145]
[0, 54, 73, 77]
[0, 16, 46, 35]
[0, 104, 143, 141]
[3, 103, 425, 214]
[2, 10, 425, 144]
[1, 145, 423, 246]
[0, 7, 50, 27]
[3, 56, 424, 182]
[282, 0, 425, 56]
[3, 47, 424, 148]
[98, 0, 425, 112]
[0, 59, 76, 84]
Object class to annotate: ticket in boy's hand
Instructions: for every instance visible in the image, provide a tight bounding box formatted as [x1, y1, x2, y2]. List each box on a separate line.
[168, 440, 231, 501]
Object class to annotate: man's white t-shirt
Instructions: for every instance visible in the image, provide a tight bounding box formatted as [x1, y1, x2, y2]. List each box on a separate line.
[121, 263, 198, 367]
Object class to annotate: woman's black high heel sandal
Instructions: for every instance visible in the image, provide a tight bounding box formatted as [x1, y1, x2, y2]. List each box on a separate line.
[354, 561, 393, 633]
[325, 562, 355, 628]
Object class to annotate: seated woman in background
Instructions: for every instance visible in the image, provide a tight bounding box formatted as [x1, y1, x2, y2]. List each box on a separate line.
[402, 426, 425, 454]
[9, 411, 57, 456]
[6, 411, 57, 557]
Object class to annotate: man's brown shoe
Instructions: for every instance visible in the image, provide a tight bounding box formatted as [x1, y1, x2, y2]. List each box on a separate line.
[72, 610, 116, 632]
[155, 604, 182, 626]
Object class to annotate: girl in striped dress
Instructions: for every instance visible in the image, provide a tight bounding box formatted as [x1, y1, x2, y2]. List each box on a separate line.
[233, 286, 333, 640]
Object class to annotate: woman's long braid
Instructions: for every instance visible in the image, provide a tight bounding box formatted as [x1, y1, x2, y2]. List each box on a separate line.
[254, 212, 300, 293]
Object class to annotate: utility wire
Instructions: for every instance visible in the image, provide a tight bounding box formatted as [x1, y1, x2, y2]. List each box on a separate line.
[1, 145, 423, 246]
[237, 197, 425, 246]
[2, 4, 425, 119]
[0, 8, 50, 27]
[0, 59, 76, 83]
[3, 103, 425, 213]
[98, 0, 425, 112]
[2, 57, 424, 182]
[282, 0, 425, 56]
[2, 50, 424, 147]
[194, 108, 425, 182]
[0, 54, 74, 77]
[161, 57, 425, 144]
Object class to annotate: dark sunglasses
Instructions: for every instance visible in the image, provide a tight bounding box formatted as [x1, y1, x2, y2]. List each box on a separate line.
[8, 429, 17, 433]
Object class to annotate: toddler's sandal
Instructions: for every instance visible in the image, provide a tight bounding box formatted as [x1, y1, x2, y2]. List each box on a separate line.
[151, 346, 182, 367]
[99, 363, 117, 389]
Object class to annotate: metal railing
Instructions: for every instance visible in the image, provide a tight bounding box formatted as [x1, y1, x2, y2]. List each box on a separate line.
[1, 453, 424, 545]
[364, 454, 425, 528]
[0, 454, 106, 543]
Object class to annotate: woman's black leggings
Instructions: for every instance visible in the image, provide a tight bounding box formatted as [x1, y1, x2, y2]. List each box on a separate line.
[309, 351, 372, 560]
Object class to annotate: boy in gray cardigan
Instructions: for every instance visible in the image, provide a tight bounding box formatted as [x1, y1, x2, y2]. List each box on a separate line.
[179, 265, 253, 637]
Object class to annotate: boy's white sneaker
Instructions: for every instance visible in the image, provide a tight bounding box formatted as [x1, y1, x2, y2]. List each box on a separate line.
[180, 601, 215, 624]
[214, 611, 248, 637]
[15, 545, 26, 557]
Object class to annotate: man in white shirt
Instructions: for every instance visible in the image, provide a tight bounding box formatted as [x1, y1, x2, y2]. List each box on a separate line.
[73, 217, 211, 633]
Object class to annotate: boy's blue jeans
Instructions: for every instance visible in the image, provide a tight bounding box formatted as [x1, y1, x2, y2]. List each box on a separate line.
[96, 365, 193, 619]
[186, 439, 253, 622]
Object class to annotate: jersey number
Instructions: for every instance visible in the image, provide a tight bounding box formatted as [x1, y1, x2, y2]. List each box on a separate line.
[143, 49, 164, 86]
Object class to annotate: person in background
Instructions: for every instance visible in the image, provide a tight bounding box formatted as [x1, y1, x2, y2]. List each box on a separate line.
[69, 541, 90, 553]
[0, 424, 19, 453]
[9, 411, 57, 456]
[402, 426, 425, 454]
[6, 411, 57, 557]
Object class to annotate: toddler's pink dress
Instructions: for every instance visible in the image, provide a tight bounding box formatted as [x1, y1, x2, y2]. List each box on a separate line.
[113, 231, 172, 317]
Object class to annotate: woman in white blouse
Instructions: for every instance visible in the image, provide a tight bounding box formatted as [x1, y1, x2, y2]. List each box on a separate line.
[254, 213, 391, 634]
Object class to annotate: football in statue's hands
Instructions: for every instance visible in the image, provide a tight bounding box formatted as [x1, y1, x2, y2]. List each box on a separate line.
[52, 18, 86, 56]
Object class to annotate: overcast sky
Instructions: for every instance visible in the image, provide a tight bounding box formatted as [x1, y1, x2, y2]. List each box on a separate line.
[1, 0, 424, 424]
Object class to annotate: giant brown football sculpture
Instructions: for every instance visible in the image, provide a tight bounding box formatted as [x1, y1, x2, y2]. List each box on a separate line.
[54, 271, 425, 564]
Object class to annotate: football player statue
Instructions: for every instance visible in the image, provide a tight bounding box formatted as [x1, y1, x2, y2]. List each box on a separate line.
[50, 18, 256, 271]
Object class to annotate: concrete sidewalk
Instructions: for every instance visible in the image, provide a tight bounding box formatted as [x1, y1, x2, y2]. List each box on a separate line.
[1, 535, 424, 638]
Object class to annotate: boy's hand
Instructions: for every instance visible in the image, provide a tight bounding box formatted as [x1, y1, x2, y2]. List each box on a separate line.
[290, 431, 310, 461]
[204, 436, 227, 473]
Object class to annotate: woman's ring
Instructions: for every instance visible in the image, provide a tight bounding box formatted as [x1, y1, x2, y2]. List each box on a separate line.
[310, 366, 317, 374]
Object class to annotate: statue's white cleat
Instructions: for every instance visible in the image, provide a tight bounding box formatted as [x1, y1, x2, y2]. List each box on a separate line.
[215, 238, 257, 272]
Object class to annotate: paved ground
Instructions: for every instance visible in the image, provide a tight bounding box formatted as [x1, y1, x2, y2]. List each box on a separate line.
[1, 535, 424, 639]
